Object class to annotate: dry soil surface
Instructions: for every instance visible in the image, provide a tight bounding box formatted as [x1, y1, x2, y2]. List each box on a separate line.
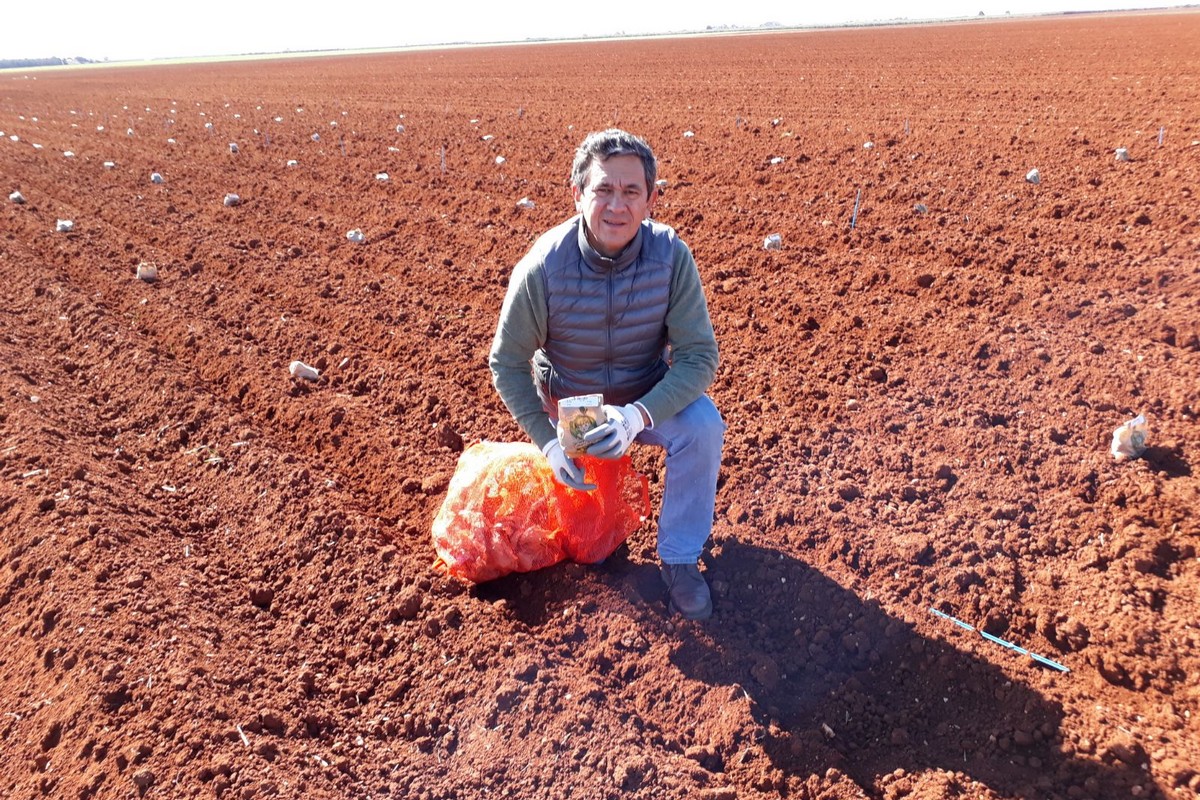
[2, 11, 1199, 800]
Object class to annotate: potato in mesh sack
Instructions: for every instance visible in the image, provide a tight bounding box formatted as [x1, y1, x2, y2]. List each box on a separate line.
[431, 441, 650, 582]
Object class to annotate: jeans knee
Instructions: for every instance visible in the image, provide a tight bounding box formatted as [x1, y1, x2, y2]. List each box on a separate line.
[687, 398, 725, 457]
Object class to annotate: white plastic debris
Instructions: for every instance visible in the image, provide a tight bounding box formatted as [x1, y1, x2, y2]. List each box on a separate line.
[127, 128, 134, 136]
[495, 156, 506, 165]
[482, 134, 494, 141]
[32, 143, 43, 150]
[150, 172, 164, 184]
[63, 150, 75, 158]
[655, 179, 668, 191]
[223, 193, 240, 207]
[286, 159, 298, 167]
[228, 142, 239, 154]
[683, 131, 695, 138]
[395, 124, 405, 133]
[289, 361, 320, 381]
[205, 122, 214, 130]
[863, 141, 875, 149]
[274, 116, 284, 123]
[1111, 414, 1148, 460]
[10, 191, 25, 204]
[96, 125, 104, 132]
[1114, 148, 1129, 162]
[1025, 168, 1041, 184]
[375, 172, 389, 181]
[56, 219, 74, 233]
[516, 197, 536, 209]
[763, 233, 783, 250]
[311, 133, 321, 142]
[103, 161, 115, 169]
[167, 138, 176, 145]
[769, 156, 784, 164]
[9, 135, 19, 142]
[136, 262, 158, 282]
[346, 229, 365, 243]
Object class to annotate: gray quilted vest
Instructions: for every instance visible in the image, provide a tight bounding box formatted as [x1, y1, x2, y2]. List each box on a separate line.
[533, 216, 675, 409]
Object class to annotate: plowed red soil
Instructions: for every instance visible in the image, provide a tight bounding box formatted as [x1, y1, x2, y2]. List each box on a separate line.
[2, 11, 1199, 799]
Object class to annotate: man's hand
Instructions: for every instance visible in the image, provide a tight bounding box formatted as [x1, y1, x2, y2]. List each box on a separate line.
[582, 404, 645, 460]
[542, 439, 597, 491]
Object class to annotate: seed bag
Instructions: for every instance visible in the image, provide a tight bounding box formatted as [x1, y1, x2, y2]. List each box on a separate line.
[431, 441, 650, 583]
[1111, 414, 1148, 460]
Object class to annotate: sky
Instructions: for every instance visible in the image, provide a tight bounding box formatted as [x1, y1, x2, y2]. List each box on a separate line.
[1, 0, 1191, 62]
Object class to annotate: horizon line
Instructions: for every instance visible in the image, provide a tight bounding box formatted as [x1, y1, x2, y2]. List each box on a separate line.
[2, 5, 1195, 71]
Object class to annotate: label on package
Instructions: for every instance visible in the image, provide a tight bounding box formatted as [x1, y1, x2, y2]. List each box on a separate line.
[557, 394, 605, 457]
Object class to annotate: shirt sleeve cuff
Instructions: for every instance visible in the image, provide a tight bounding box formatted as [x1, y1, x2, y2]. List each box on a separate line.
[633, 401, 654, 430]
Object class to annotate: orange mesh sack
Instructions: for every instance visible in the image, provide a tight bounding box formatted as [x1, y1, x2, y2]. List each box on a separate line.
[432, 441, 650, 583]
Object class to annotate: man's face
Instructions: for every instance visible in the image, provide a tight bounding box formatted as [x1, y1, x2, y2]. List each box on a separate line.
[573, 154, 658, 258]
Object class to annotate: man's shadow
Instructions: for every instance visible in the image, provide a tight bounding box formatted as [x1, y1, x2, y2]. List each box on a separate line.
[473, 538, 1161, 798]
[658, 538, 1161, 799]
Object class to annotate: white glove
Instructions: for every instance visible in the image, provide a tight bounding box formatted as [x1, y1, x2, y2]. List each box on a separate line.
[542, 439, 596, 492]
[582, 403, 645, 460]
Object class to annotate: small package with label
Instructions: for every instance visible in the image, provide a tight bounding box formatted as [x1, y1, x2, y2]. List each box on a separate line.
[557, 394, 605, 457]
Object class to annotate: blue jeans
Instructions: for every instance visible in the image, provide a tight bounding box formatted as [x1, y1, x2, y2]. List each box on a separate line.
[635, 395, 725, 564]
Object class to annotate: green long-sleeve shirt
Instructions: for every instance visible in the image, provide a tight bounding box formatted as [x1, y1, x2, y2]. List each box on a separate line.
[489, 216, 719, 449]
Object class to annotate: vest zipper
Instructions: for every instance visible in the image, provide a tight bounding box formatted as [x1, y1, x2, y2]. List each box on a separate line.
[605, 266, 615, 397]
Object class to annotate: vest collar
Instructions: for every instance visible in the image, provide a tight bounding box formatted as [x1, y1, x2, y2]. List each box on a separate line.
[576, 216, 643, 272]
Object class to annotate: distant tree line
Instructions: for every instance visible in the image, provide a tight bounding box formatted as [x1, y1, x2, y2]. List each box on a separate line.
[0, 57, 98, 69]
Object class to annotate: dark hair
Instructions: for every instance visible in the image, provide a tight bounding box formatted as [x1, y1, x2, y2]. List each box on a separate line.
[570, 129, 657, 195]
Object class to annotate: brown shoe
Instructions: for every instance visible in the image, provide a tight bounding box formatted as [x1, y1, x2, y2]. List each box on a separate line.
[660, 563, 713, 620]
